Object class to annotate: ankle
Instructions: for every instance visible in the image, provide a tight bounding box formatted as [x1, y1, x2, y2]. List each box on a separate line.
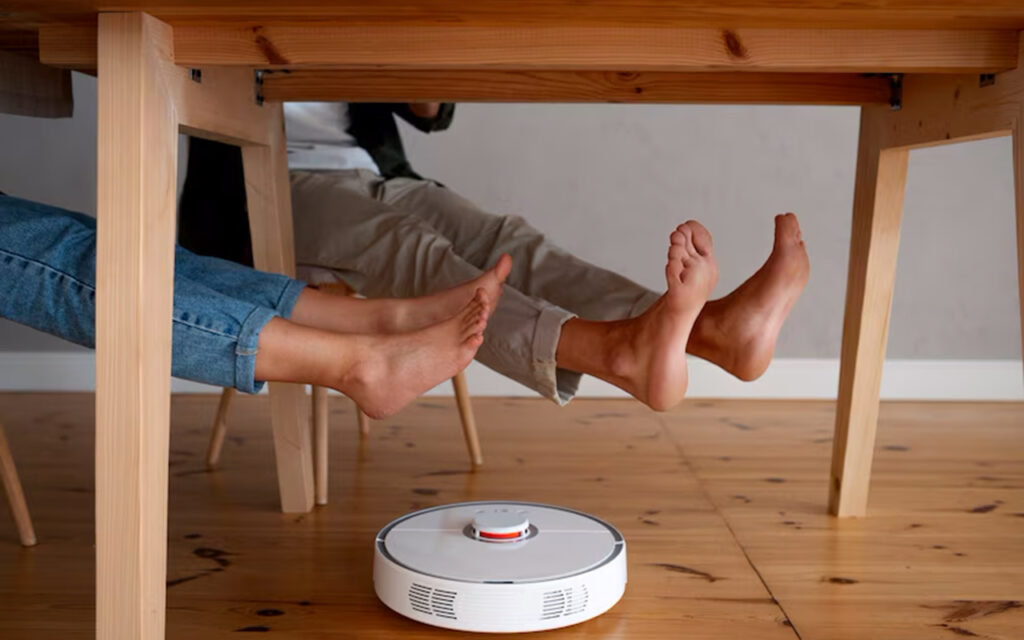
[375, 299, 406, 334]
[326, 335, 374, 391]
[605, 324, 637, 382]
[689, 302, 726, 357]
[690, 303, 758, 378]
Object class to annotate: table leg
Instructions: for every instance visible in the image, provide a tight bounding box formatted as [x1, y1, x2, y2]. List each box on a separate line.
[95, 12, 177, 639]
[828, 46, 1024, 516]
[242, 111, 315, 513]
[829, 108, 909, 518]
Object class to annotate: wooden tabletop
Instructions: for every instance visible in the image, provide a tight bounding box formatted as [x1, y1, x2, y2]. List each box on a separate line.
[2, 3, 1022, 116]
[3, 1, 1024, 29]
[0, 2, 1019, 78]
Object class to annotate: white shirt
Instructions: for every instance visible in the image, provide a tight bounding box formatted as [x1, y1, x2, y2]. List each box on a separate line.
[284, 102, 381, 174]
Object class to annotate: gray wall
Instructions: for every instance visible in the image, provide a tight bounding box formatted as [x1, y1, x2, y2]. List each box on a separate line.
[1, 73, 1020, 359]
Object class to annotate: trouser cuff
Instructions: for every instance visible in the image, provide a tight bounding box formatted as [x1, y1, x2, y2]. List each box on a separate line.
[234, 306, 280, 393]
[530, 305, 580, 406]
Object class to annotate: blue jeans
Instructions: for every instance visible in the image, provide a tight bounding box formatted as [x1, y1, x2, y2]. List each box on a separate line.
[0, 195, 307, 393]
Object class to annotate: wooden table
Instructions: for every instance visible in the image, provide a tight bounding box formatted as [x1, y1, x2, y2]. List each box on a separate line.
[2, 3, 1023, 638]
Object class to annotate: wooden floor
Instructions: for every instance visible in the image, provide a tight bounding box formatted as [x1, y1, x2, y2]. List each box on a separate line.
[0, 394, 1022, 639]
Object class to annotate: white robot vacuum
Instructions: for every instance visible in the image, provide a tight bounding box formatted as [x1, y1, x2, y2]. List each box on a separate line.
[374, 501, 627, 633]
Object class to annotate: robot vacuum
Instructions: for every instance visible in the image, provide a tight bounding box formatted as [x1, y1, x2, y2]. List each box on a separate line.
[374, 501, 627, 633]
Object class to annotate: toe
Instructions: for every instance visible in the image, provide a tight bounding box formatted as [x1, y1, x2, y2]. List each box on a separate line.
[470, 316, 487, 336]
[473, 288, 490, 311]
[493, 254, 513, 283]
[683, 220, 713, 256]
[677, 224, 697, 253]
[773, 213, 806, 250]
[668, 243, 688, 261]
[462, 306, 482, 329]
[774, 212, 800, 234]
[665, 255, 683, 284]
[463, 314, 485, 339]
[469, 304, 486, 326]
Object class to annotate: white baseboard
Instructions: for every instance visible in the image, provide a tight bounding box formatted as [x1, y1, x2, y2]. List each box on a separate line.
[0, 352, 1020, 400]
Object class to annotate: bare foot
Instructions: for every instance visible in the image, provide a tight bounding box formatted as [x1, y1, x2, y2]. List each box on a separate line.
[336, 288, 491, 418]
[384, 254, 512, 333]
[559, 221, 718, 411]
[690, 213, 810, 380]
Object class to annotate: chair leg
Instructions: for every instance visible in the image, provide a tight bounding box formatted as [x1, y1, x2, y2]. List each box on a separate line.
[206, 387, 235, 468]
[451, 372, 484, 467]
[829, 106, 909, 518]
[312, 386, 329, 506]
[0, 424, 36, 547]
[356, 403, 371, 439]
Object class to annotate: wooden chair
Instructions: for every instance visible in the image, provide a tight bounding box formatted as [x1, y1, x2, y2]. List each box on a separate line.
[206, 280, 484, 506]
[0, 422, 36, 546]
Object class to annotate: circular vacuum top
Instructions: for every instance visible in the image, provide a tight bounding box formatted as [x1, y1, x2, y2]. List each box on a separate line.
[377, 501, 623, 584]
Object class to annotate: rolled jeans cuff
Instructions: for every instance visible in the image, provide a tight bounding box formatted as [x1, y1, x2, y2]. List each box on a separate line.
[275, 278, 308, 320]
[235, 279, 307, 393]
[530, 305, 581, 406]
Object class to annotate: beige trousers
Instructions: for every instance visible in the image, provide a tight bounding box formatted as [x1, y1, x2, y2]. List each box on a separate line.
[291, 169, 659, 404]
